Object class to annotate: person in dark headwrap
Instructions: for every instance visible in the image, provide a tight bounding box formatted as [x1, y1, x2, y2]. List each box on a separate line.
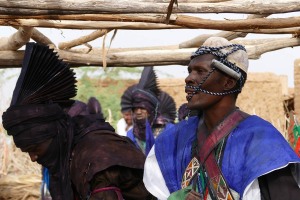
[177, 102, 202, 122]
[117, 85, 136, 136]
[152, 91, 176, 137]
[126, 67, 160, 155]
[2, 43, 154, 200]
[41, 97, 105, 200]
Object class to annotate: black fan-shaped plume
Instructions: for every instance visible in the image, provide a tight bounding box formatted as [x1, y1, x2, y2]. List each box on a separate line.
[11, 42, 77, 106]
[87, 97, 104, 119]
[121, 84, 136, 112]
[158, 91, 177, 123]
[137, 67, 160, 97]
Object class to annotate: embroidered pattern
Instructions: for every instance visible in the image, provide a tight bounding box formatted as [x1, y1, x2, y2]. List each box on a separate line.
[209, 175, 233, 200]
[181, 157, 200, 189]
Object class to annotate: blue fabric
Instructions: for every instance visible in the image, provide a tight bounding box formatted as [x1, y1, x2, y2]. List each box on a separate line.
[127, 120, 155, 155]
[42, 167, 50, 190]
[155, 115, 300, 197]
[155, 116, 199, 193]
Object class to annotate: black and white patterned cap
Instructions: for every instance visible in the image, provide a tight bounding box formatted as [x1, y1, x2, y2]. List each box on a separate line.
[191, 37, 249, 74]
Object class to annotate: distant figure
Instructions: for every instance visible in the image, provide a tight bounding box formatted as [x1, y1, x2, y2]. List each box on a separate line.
[177, 103, 190, 122]
[126, 67, 160, 155]
[117, 85, 136, 136]
[177, 102, 202, 122]
[152, 91, 176, 137]
[116, 110, 133, 136]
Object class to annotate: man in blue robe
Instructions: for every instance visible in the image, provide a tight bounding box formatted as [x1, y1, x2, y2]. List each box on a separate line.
[143, 37, 300, 200]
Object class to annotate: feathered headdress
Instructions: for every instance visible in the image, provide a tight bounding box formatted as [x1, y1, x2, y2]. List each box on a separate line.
[131, 67, 160, 115]
[2, 42, 77, 200]
[120, 84, 136, 112]
[11, 42, 77, 106]
[155, 91, 176, 125]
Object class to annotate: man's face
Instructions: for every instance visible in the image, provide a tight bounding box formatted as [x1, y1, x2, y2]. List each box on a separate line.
[133, 107, 149, 120]
[21, 138, 53, 164]
[123, 110, 133, 126]
[185, 54, 226, 110]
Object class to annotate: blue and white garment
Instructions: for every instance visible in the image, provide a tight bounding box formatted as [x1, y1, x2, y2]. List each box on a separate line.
[127, 120, 174, 155]
[143, 115, 300, 200]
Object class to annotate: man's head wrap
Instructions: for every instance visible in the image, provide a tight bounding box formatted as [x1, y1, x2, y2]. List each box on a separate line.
[177, 103, 202, 121]
[131, 67, 160, 123]
[155, 91, 176, 125]
[2, 42, 77, 200]
[120, 84, 137, 113]
[191, 37, 248, 90]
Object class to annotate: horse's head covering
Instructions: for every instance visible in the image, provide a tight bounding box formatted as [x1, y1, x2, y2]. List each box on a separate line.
[155, 91, 176, 125]
[87, 96, 104, 119]
[131, 67, 160, 123]
[191, 37, 248, 78]
[2, 42, 77, 199]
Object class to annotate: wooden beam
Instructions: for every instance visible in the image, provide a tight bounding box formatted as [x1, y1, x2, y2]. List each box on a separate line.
[234, 27, 300, 34]
[58, 29, 113, 50]
[12, 26, 55, 46]
[0, 14, 175, 23]
[0, 26, 32, 50]
[0, 19, 182, 29]
[247, 37, 300, 59]
[1, 14, 300, 31]
[0, 0, 299, 14]
[0, 37, 299, 68]
[179, 14, 268, 48]
[173, 15, 300, 30]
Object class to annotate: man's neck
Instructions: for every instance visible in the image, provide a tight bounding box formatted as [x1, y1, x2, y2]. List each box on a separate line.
[202, 106, 238, 133]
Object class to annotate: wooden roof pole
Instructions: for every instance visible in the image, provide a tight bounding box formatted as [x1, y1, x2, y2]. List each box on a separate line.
[58, 29, 113, 50]
[179, 14, 269, 48]
[0, 0, 299, 14]
[0, 37, 299, 68]
[0, 26, 32, 50]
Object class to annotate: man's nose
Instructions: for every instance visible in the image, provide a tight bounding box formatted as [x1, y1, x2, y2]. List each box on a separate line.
[135, 108, 142, 113]
[29, 152, 38, 162]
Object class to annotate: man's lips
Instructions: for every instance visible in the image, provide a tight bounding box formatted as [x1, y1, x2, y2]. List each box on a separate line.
[185, 88, 196, 101]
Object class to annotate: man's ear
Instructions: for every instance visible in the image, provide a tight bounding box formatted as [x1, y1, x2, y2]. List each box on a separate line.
[224, 77, 238, 91]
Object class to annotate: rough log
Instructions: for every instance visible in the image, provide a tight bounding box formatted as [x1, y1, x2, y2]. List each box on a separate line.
[173, 15, 300, 30]
[0, 37, 299, 68]
[247, 37, 300, 59]
[0, 19, 182, 29]
[58, 29, 112, 50]
[0, 0, 299, 14]
[233, 27, 300, 34]
[0, 26, 32, 50]
[232, 38, 288, 45]
[0, 14, 176, 23]
[179, 32, 247, 48]
[1, 15, 300, 31]
[12, 26, 55, 46]
[179, 14, 268, 48]
[65, 45, 179, 54]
